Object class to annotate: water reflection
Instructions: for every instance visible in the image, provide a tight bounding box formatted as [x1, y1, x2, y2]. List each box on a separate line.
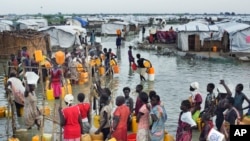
[1, 35, 250, 141]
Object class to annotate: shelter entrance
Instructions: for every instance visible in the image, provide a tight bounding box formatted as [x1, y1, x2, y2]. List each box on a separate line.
[188, 34, 200, 51]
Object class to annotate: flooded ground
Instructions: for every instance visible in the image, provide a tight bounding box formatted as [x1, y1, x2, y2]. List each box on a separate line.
[1, 32, 250, 141]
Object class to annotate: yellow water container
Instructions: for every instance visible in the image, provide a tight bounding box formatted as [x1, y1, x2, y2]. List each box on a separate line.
[196, 118, 204, 132]
[35, 50, 43, 62]
[55, 51, 65, 65]
[20, 107, 24, 117]
[8, 137, 20, 141]
[164, 132, 175, 141]
[131, 116, 138, 133]
[212, 46, 217, 52]
[147, 67, 155, 74]
[95, 58, 101, 66]
[0, 106, 6, 118]
[90, 59, 96, 67]
[109, 138, 117, 141]
[41, 106, 51, 116]
[83, 72, 89, 83]
[110, 60, 116, 66]
[113, 65, 119, 74]
[77, 63, 84, 72]
[98, 66, 105, 76]
[42, 133, 52, 141]
[46, 89, 54, 100]
[90, 132, 103, 140]
[5, 109, 12, 117]
[143, 60, 151, 68]
[44, 61, 52, 69]
[64, 84, 72, 94]
[78, 80, 85, 85]
[81, 134, 92, 141]
[32, 135, 39, 141]
[93, 115, 100, 128]
[61, 87, 65, 99]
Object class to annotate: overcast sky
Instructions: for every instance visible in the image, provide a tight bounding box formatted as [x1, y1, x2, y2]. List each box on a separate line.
[1, 0, 249, 15]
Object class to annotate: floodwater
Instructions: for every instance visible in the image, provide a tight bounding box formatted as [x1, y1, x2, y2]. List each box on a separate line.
[1, 32, 250, 141]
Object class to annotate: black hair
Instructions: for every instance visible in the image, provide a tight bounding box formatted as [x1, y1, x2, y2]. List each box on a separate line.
[136, 84, 143, 90]
[123, 87, 130, 92]
[139, 92, 148, 103]
[237, 83, 243, 91]
[227, 97, 235, 105]
[104, 88, 111, 96]
[103, 48, 107, 52]
[77, 93, 85, 102]
[116, 96, 125, 105]
[129, 46, 132, 49]
[136, 53, 141, 58]
[151, 94, 160, 102]
[108, 48, 112, 52]
[149, 90, 157, 100]
[208, 83, 215, 89]
[182, 100, 191, 109]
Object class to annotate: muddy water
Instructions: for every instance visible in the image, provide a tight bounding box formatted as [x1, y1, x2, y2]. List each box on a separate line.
[1, 34, 250, 141]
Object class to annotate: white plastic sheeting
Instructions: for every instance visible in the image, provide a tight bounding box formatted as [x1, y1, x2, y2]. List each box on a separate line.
[101, 21, 129, 35]
[39, 26, 86, 48]
[216, 22, 250, 52]
[177, 22, 220, 51]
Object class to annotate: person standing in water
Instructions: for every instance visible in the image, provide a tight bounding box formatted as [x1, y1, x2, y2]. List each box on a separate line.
[128, 46, 135, 66]
[136, 53, 147, 81]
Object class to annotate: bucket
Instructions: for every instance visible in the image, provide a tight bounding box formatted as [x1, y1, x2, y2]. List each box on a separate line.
[55, 51, 65, 65]
[148, 74, 155, 81]
[35, 50, 43, 62]
[42, 133, 52, 141]
[93, 115, 100, 128]
[99, 66, 105, 76]
[8, 137, 20, 141]
[127, 133, 136, 141]
[131, 116, 138, 133]
[0, 106, 6, 118]
[90, 132, 103, 140]
[32, 135, 39, 141]
[46, 89, 54, 100]
[81, 134, 91, 141]
[212, 46, 217, 52]
[164, 132, 175, 141]
[113, 65, 119, 74]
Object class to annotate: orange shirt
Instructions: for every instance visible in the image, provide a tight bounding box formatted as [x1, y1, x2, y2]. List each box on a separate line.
[113, 104, 130, 129]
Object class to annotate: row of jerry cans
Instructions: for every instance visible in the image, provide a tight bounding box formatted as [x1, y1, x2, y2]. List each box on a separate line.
[45, 80, 72, 100]
[31, 134, 52, 141]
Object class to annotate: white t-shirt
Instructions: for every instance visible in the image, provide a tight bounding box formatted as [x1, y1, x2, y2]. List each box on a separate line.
[181, 111, 197, 127]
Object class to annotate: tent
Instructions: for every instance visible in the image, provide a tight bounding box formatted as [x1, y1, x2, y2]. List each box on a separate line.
[16, 19, 39, 30]
[216, 21, 250, 52]
[101, 21, 129, 35]
[176, 21, 220, 51]
[74, 17, 88, 27]
[0, 20, 13, 32]
[39, 25, 86, 48]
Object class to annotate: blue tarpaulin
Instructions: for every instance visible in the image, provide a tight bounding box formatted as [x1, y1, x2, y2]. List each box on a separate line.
[74, 17, 88, 27]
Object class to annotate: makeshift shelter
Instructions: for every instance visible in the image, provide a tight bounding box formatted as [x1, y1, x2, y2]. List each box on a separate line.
[0, 20, 14, 32]
[16, 19, 39, 30]
[39, 25, 86, 48]
[177, 21, 220, 51]
[101, 21, 129, 35]
[216, 21, 250, 52]
[0, 29, 50, 59]
[66, 17, 88, 27]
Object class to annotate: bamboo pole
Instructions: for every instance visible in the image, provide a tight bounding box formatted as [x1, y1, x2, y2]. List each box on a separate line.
[38, 64, 46, 141]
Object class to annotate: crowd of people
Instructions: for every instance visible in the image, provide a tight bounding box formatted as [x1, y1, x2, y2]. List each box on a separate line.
[4, 27, 250, 141]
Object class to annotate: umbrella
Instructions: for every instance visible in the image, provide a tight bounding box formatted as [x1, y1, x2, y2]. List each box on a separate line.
[25, 71, 39, 85]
